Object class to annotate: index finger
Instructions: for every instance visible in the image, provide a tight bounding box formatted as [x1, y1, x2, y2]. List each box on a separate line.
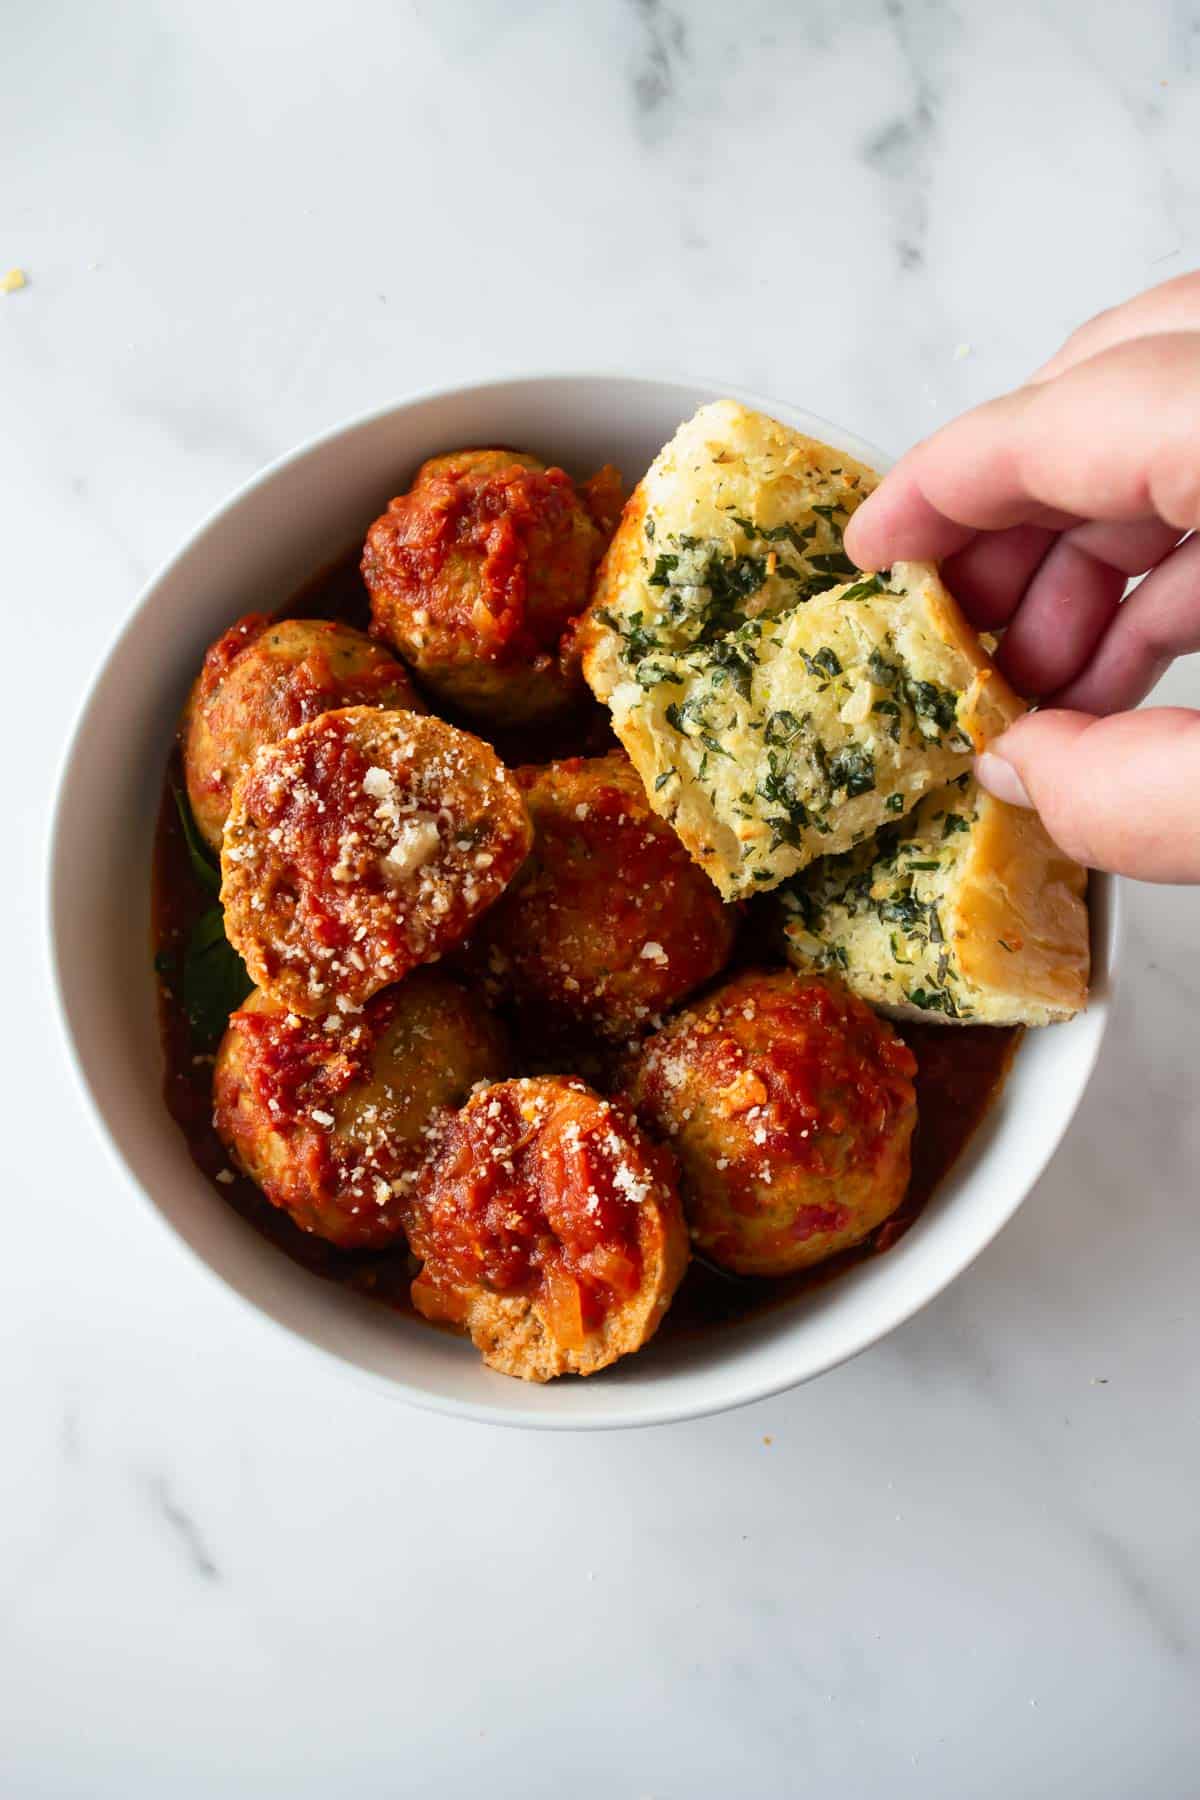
[845, 331, 1200, 571]
[1030, 267, 1200, 383]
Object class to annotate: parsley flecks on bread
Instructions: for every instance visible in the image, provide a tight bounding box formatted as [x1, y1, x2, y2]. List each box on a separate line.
[577, 400, 1021, 899]
[781, 776, 1089, 1026]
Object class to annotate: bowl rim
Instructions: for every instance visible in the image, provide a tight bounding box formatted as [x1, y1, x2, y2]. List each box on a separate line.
[46, 370, 1122, 1430]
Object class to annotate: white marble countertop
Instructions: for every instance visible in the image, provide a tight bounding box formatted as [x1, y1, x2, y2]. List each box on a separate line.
[4, 2, 1199, 1794]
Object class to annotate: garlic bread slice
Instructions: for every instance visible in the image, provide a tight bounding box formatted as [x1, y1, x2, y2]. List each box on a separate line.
[579, 400, 1018, 899]
[780, 776, 1089, 1026]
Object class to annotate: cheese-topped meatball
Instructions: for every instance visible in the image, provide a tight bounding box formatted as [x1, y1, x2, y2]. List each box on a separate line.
[626, 969, 917, 1277]
[406, 1076, 688, 1381]
[221, 707, 533, 1016]
[475, 750, 738, 1044]
[363, 449, 623, 726]
[181, 614, 424, 853]
[212, 974, 509, 1249]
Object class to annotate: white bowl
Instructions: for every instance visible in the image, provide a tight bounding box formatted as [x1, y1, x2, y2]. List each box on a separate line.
[49, 375, 1117, 1430]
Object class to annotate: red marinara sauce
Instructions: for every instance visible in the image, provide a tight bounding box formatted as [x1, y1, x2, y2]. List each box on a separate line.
[474, 750, 738, 1042]
[194, 612, 273, 693]
[635, 970, 916, 1181]
[153, 548, 1024, 1341]
[212, 994, 400, 1247]
[220, 707, 532, 1015]
[627, 969, 918, 1278]
[408, 1078, 673, 1332]
[363, 451, 620, 666]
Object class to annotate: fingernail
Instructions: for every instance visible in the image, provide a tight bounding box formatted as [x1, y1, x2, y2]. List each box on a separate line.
[976, 750, 1032, 809]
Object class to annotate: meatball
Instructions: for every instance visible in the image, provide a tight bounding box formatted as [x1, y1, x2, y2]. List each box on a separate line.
[221, 706, 533, 1017]
[474, 750, 738, 1044]
[626, 970, 917, 1277]
[363, 449, 623, 726]
[181, 614, 424, 853]
[406, 1076, 688, 1381]
[212, 974, 509, 1249]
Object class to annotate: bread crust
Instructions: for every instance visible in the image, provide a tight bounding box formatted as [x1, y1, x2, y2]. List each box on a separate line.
[949, 792, 1089, 1024]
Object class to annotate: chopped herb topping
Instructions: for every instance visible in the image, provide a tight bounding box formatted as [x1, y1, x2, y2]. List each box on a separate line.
[872, 698, 903, 741]
[699, 551, 768, 631]
[839, 575, 886, 603]
[879, 894, 926, 929]
[704, 635, 759, 699]
[807, 550, 858, 580]
[758, 757, 808, 816]
[798, 646, 843, 682]
[863, 646, 966, 747]
[907, 679, 959, 734]
[827, 745, 875, 798]
[763, 708, 805, 746]
[867, 648, 898, 688]
[730, 514, 819, 555]
[596, 606, 662, 663]
[907, 986, 963, 1018]
[635, 662, 685, 690]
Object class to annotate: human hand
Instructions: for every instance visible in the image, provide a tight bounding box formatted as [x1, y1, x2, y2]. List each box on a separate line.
[844, 271, 1200, 883]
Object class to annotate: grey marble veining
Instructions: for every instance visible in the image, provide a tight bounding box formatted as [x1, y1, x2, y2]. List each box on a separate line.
[3, 2, 1199, 1795]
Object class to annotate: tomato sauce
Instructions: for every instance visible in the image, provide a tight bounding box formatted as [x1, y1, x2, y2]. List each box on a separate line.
[194, 612, 274, 694]
[407, 1081, 652, 1333]
[640, 972, 917, 1184]
[478, 751, 738, 1043]
[362, 454, 619, 664]
[153, 548, 1023, 1347]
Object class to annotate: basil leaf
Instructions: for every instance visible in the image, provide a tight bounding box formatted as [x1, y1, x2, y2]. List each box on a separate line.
[181, 905, 252, 1046]
[170, 776, 221, 895]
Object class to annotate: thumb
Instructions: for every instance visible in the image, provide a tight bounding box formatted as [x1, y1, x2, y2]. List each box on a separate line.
[976, 707, 1200, 883]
